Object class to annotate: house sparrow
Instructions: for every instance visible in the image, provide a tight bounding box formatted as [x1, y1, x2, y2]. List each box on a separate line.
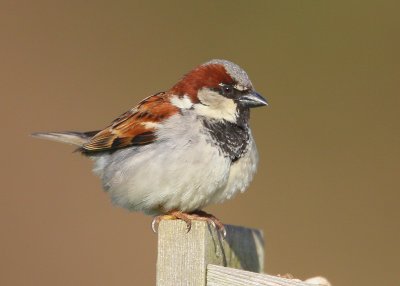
[33, 59, 267, 235]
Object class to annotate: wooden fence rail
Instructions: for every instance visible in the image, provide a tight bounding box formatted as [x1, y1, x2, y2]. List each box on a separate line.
[156, 220, 330, 286]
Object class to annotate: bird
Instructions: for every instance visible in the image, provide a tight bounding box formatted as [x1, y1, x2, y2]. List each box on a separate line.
[33, 59, 268, 235]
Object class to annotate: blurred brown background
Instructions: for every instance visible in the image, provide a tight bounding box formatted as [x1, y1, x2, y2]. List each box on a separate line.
[1, 1, 399, 285]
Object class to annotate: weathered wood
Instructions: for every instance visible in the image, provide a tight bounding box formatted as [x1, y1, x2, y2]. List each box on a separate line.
[156, 220, 264, 286]
[207, 264, 329, 286]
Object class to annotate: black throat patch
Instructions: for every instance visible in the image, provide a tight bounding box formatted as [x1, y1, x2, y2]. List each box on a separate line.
[202, 117, 250, 162]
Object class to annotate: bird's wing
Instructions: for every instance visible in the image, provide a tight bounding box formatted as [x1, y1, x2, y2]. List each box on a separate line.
[81, 92, 179, 153]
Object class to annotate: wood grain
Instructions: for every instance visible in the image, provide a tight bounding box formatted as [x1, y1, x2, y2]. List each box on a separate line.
[207, 264, 326, 286]
[156, 220, 264, 286]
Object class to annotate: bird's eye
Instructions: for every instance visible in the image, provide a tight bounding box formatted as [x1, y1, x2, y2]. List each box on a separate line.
[220, 84, 234, 96]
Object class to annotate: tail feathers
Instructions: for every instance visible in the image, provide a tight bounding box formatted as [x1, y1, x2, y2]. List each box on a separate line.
[32, 131, 99, 146]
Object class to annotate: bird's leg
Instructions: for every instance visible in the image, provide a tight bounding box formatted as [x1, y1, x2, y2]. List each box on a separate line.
[151, 210, 226, 237]
[152, 211, 194, 233]
[189, 210, 227, 238]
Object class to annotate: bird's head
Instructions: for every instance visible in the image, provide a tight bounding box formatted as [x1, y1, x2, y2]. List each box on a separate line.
[170, 59, 267, 124]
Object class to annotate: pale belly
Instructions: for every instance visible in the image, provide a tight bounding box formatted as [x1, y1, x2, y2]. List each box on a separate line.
[90, 115, 259, 215]
[92, 139, 232, 214]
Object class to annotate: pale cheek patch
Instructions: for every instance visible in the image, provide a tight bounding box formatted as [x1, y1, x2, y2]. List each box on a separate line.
[170, 95, 193, 109]
[194, 89, 237, 122]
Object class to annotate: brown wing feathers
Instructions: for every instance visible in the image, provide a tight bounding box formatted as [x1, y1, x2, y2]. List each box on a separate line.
[81, 92, 178, 154]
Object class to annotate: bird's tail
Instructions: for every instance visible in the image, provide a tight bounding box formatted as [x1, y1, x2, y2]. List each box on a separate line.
[32, 131, 99, 146]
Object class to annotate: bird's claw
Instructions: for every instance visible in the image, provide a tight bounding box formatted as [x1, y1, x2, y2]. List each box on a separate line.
[190, 210, 227, 239]
[151, 217, 159, 233]
[151, 210, 226, 238]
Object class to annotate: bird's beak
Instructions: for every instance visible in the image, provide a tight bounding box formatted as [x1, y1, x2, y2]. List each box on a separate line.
[239, 91, 268, 108]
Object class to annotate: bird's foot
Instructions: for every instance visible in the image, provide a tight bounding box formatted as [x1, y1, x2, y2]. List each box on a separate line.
[189, 210, 226, 238]
[151, 210, 226, 238]
[151, 211, 194, 233]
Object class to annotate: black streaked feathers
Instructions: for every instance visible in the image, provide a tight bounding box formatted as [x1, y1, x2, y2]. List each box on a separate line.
[202, 118, 250, 162]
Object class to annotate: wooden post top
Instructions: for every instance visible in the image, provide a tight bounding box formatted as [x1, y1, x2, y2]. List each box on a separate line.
[156, 220, 331, 286]
[156, 220, 264, 286]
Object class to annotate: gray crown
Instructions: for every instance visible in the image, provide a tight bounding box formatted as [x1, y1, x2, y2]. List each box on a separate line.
[203, 59, 253, 89]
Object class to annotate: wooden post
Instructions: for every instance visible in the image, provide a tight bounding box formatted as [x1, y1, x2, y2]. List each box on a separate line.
[207, 265, 327, 286]
[156, 220, 264, 286]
